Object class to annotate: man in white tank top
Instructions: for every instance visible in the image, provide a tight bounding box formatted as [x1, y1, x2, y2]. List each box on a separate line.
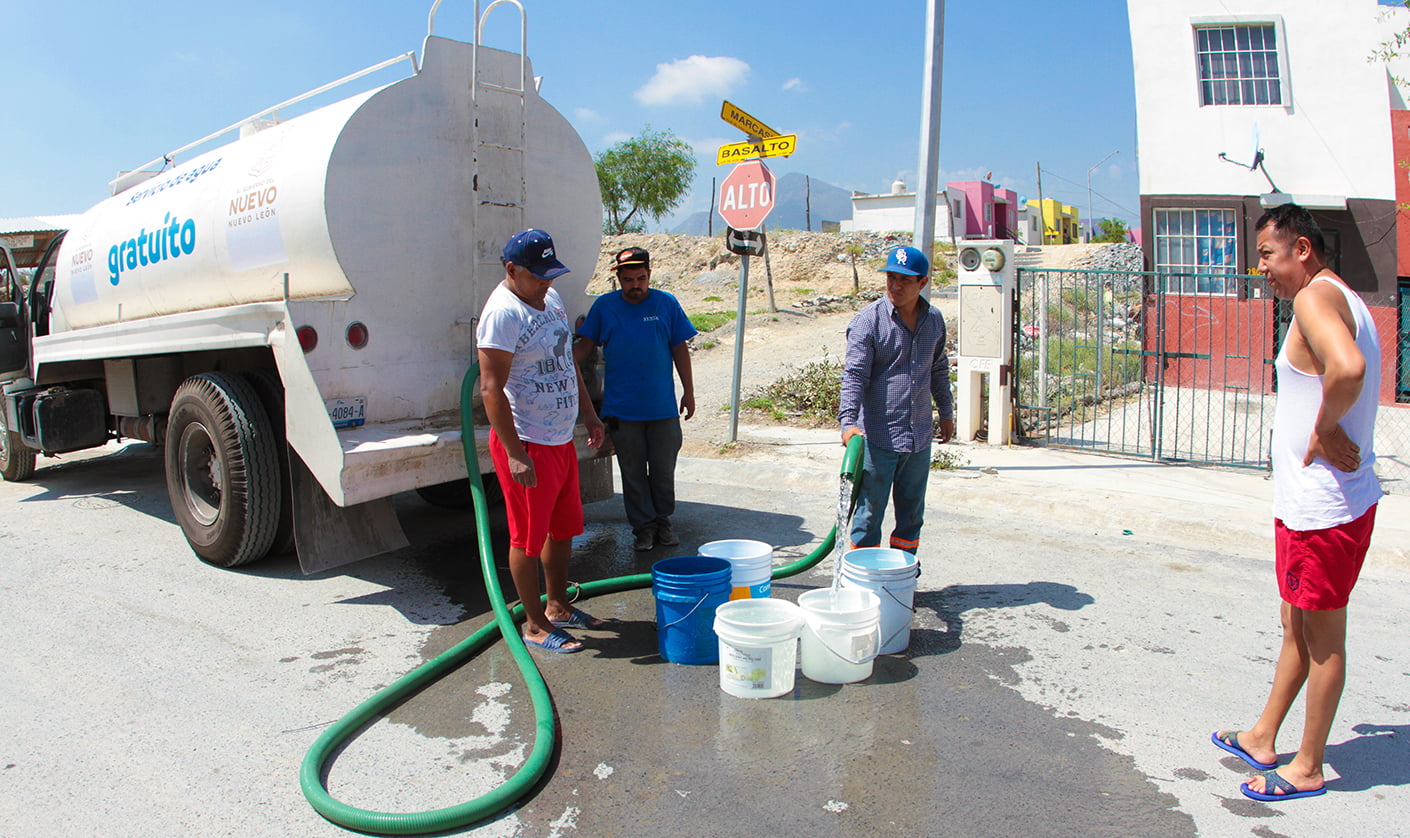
[1213, 204, 1381, 802]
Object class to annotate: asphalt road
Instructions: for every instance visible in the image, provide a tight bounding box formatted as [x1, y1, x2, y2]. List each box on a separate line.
[2, 437, 1407, 837]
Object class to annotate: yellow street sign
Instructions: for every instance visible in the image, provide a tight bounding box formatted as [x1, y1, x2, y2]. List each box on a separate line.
[720, 100, 780, 140]
[716, 134, 797, 166]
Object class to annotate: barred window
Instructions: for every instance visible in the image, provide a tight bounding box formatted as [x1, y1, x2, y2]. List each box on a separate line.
[1196, 24, 1282, 106]
[1154, 208, 1238, 294]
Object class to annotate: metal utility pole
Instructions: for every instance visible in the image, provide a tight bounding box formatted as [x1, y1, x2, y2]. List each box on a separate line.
[1087, 150, 1118, 243]
[1035, 161, 1045, 245]
[912, 0, 945, 299]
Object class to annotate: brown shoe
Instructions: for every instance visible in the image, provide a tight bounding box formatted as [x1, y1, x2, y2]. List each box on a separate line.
[656, 523, 679, 547]
[633, 529, 656, 552]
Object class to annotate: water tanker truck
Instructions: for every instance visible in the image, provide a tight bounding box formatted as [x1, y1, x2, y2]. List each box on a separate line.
[0, 1, 611, 573]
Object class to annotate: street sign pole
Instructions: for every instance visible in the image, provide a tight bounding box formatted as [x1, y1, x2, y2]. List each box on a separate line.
[728, 253, 750, 443]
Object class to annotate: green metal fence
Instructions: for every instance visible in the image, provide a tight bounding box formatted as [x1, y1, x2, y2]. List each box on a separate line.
[1012, 267, 1409, 493]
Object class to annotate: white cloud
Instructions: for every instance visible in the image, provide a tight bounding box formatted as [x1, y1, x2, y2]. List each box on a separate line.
[600, 131, 633, 148]
[782, 78, 807, 93]
[634, 55, 750, 106]
[574, 107, 604, 123]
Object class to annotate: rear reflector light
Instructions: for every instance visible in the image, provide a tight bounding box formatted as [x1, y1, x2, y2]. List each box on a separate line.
[297, 326, 318, 353]
[346, 321, 369, 349]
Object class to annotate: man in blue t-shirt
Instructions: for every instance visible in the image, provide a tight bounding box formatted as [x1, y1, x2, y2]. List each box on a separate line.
[575, 246, 697, 551]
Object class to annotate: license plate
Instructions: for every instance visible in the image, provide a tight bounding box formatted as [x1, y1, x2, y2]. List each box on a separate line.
[326, 397, 366, 429]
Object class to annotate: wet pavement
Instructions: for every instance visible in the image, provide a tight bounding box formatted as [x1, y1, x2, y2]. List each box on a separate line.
[3, 435, 1407, 837]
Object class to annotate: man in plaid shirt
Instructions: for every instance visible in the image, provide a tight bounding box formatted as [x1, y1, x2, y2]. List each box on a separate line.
[839, 245, 955, 555]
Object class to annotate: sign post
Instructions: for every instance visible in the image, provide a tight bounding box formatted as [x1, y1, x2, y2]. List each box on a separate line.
[717, 160, 778, 442]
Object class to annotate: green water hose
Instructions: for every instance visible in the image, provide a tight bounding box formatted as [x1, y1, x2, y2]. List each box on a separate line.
[300, 363, 866, 834]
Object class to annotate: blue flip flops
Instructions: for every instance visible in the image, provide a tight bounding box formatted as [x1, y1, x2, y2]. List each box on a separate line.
[1241, 769, 1327, 802]
[550, 606, 606, 629]
[1212, 730, 1278, 771]
[523, 628, 583, 654]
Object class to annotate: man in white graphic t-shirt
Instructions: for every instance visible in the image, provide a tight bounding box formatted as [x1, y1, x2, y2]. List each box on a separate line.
[477, 229, 605, 654]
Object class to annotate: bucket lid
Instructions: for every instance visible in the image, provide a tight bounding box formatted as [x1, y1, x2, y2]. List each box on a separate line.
[714, 598, 802, 631]
[842, 547, 917, 572]
[652, 556, 732, 583]
[798, 587, 881, 620]
[699, 539, 773, 561]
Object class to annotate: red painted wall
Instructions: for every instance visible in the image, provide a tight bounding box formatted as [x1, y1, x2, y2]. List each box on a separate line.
[1143, 297, 1399, 404]
[1393, 110, 1410, 277]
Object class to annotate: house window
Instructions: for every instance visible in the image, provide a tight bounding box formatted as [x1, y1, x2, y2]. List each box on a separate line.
[1195, 24, 1282, 106]
[1154, 208, 1238, 294]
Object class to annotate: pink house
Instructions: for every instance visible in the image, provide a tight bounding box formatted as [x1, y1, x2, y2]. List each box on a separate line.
[947, 180, 1019, 240]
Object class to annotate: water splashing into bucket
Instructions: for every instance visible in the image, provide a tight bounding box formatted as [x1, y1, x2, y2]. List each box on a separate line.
[832, 472, 853, 596]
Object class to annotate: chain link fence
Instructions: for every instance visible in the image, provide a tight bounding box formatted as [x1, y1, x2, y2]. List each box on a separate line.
[1012, 267, 1410, 493]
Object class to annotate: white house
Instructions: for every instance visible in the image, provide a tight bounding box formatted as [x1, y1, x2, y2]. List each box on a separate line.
[842, 179, 964, 239]
[1127, 0, 1409, 403]
[1129, 0, 1408, 285]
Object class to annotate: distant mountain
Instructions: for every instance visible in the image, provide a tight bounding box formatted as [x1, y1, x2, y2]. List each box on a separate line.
[670, 172, 853, 235]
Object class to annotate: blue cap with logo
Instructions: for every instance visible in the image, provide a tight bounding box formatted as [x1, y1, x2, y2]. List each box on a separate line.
[881, 245, 929, 277]
[503, 229, 570, 280]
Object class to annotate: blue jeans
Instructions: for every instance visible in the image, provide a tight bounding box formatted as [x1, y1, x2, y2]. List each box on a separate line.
[849, 439, 930, 553]
[608, 416, 682, 533]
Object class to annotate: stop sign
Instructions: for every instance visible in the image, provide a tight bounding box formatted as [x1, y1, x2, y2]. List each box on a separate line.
[718, 160, 777, 231]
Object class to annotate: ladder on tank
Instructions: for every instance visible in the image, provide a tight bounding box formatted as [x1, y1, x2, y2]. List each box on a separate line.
[431, 0, 531, 295]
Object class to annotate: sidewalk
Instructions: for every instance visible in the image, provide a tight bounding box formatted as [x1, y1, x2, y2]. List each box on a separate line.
[715, 423, 1409, 571]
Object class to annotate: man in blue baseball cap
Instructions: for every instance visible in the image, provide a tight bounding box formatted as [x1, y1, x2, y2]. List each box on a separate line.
[478, 229, 606, 654]
[838, 244, 954, 557]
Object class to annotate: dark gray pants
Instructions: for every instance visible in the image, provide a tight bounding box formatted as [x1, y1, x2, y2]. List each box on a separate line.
[608, 416, 682, 533]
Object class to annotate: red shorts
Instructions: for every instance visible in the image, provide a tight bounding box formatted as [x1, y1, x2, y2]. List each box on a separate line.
[489, 429, 583, 557]
[1275, 504, 1376, 611]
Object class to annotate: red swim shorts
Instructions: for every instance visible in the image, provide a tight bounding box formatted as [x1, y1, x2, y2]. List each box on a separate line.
[489, 429, 583, 557]
[1275, 504, 1377, 611]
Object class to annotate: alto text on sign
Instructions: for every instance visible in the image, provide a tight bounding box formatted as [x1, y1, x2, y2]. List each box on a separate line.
[717, 160, 777, 232]
[716, 134, 798, 166]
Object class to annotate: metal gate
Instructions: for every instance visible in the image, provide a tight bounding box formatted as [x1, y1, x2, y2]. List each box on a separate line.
[1012, 267, 1278, 469]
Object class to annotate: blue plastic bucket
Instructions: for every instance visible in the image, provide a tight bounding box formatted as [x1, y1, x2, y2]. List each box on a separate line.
[652, 556, 733, 664]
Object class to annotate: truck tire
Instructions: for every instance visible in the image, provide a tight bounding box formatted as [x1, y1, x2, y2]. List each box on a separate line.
[242, 369, 295, 556]
[165, 372, 280, 567]
[0, 411, 36, 482]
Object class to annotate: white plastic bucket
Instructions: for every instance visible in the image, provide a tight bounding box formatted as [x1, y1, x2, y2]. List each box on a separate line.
[699, 539, 773, 600]
[712, 599, 803, 699]
[840, 548, 919, 654]
[798, 588, 882, 684]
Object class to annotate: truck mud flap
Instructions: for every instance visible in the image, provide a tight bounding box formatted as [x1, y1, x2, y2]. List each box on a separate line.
[291, 455, 409, 575]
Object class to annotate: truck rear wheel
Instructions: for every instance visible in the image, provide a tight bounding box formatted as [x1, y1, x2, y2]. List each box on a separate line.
[0, 408, 36, 482]
[242, 369, 295, 556]
[165, 373, 280, 567]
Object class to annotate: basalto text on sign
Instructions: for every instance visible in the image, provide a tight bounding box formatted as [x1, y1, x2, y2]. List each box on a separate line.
[716, 134, 797, 166]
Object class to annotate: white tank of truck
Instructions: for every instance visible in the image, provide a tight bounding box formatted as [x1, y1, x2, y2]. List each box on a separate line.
[0, 0, 610, 572]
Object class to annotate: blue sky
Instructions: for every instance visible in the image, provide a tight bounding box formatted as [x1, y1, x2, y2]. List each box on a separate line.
[2, 0, 1142, 230]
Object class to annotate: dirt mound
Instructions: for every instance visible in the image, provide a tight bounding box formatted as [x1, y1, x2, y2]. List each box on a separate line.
[581, 232, 1134, 459]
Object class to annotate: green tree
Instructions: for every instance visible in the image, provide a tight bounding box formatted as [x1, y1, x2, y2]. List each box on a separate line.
[595, 127, 696, 235]
[1370, 0, 1410, 86]
[1094, 218, 1130, 243]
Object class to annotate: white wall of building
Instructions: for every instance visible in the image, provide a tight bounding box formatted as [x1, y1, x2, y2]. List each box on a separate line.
[843, 191, 963, 238]
[1129, 0, 1410, 202]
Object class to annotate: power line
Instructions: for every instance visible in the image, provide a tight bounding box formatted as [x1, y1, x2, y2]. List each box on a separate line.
[1038, 166, 1139, 217]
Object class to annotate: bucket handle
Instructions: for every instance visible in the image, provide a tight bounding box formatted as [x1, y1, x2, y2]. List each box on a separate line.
[803, 612, 883, 667]
[656, 594, 713, 631]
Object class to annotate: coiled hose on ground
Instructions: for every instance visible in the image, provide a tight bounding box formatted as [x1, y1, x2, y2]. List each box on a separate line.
[300, 363, 866, 834]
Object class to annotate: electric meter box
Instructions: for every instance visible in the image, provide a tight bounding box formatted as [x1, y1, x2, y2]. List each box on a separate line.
[953, 240, 1015, 444]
